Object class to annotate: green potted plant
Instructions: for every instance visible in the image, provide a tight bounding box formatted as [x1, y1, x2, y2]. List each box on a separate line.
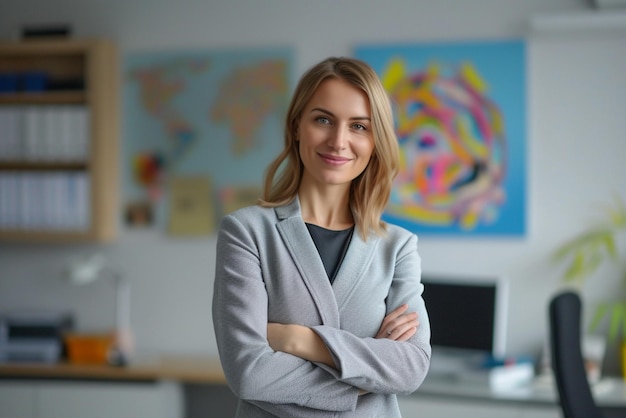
[552, 194, 626, 375]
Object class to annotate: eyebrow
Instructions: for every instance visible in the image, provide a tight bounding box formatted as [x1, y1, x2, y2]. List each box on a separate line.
[310, 107, 371, 121]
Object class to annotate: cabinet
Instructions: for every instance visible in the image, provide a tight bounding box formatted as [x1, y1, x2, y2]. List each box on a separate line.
[0, 39, 119, 242]
[0, 380, 183, 418]
[397, 395, 560, 418]
[0, 381, 36, 418]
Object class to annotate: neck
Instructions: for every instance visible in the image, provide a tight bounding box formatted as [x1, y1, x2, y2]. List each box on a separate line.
[299, 182, 353, 231]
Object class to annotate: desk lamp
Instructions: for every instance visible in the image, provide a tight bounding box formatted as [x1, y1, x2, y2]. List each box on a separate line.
[63, 254, 132, 366]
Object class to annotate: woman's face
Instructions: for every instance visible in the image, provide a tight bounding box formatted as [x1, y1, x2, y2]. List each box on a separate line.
[297, 77, 375, 191]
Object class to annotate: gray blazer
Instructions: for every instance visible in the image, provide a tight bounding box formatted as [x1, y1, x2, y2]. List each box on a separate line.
[212, 197, 431, 417]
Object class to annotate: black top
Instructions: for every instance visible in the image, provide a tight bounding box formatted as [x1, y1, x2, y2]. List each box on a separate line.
[305, 223, 354, 284]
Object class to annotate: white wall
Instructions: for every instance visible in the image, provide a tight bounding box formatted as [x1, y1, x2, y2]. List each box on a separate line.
[1, 0, 626, 371]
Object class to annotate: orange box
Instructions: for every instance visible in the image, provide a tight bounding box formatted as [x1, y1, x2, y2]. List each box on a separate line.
[64, 333, 114, 365]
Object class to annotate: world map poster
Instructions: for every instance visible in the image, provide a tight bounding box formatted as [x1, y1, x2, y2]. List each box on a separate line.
[123, 48, 292, 234]
[355, 40, 526, 236]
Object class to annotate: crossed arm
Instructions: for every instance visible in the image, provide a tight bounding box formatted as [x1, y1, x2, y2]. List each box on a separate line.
[214, 214, 430, 415]
[267, 303, 419, 368]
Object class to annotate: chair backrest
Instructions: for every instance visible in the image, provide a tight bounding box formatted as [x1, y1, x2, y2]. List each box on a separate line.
[549, 290, 603, 418]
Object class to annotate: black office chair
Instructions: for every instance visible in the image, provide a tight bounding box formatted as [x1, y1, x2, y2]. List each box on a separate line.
[549, 290, 603, 418]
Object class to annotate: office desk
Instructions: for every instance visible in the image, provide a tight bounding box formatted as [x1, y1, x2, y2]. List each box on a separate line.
[0, 355, 226, 383]
[400, 374, 626, 418]
[422, 373, 626, 405]
[0, 356, 228, 418]
[3, 359, 626, 418]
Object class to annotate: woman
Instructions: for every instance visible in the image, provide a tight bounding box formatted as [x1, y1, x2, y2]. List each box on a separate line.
[212, 56, 431, 417]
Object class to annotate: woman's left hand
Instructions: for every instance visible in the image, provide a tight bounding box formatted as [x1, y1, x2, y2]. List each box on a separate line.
[375, 304, 419, 341]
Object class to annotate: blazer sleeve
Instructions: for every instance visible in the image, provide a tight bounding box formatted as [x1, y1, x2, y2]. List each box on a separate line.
[311, 233, 431, 395]
[212, 214, 360, 413]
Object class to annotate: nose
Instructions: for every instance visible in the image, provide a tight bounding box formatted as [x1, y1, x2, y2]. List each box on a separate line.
[327, 126, 348, 150]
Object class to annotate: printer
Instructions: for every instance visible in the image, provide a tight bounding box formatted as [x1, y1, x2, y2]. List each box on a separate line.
[0, 311, 74, 363]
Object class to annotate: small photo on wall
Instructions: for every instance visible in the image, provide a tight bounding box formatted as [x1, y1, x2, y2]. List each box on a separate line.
[125, 200, 154, 228]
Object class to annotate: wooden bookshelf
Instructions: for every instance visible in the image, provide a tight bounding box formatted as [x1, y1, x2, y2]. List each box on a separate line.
[0, 39, 119, 242]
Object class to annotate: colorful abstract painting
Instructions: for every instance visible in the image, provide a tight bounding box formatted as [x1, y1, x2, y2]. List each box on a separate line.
[355, 40, 526, 236]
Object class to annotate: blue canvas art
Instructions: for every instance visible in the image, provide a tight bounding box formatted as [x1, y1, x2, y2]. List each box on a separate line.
[355, 40, 526, 236]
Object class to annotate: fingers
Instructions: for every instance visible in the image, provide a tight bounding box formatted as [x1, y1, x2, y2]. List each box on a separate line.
[390, 316, 419, 341]
[378, 304, 409, 332]
[384, 313, 419, 341]
[375, 304, 420, 340]
[395, 327, 417, 342]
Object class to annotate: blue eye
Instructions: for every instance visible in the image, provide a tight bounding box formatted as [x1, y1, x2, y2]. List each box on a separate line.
[316, 116, 331, 125]
[352, 123, 367, 131]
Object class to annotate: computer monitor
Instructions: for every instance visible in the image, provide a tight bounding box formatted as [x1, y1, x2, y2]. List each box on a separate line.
[421, 274, 509, 362]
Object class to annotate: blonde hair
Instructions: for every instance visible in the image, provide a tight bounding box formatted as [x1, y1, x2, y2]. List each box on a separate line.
[260, 57, 399, 239]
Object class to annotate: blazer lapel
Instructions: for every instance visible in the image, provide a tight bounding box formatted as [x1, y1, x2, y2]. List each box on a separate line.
[332, 228, 380, 311]
[275, 198, 340, 327]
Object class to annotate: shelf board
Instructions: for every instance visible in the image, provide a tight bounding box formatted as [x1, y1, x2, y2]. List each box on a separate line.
[0, 229, 96, 242]
[0, 39, 103, 55]
[0, 91, 86, 104]
[0, 161, 88, 171]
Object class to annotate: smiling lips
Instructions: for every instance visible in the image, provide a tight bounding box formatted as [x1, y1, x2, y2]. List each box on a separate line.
[319, 153, 352, 166]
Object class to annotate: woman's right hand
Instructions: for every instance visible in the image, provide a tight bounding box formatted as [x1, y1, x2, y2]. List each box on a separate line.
[375, 304, 419, 342]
